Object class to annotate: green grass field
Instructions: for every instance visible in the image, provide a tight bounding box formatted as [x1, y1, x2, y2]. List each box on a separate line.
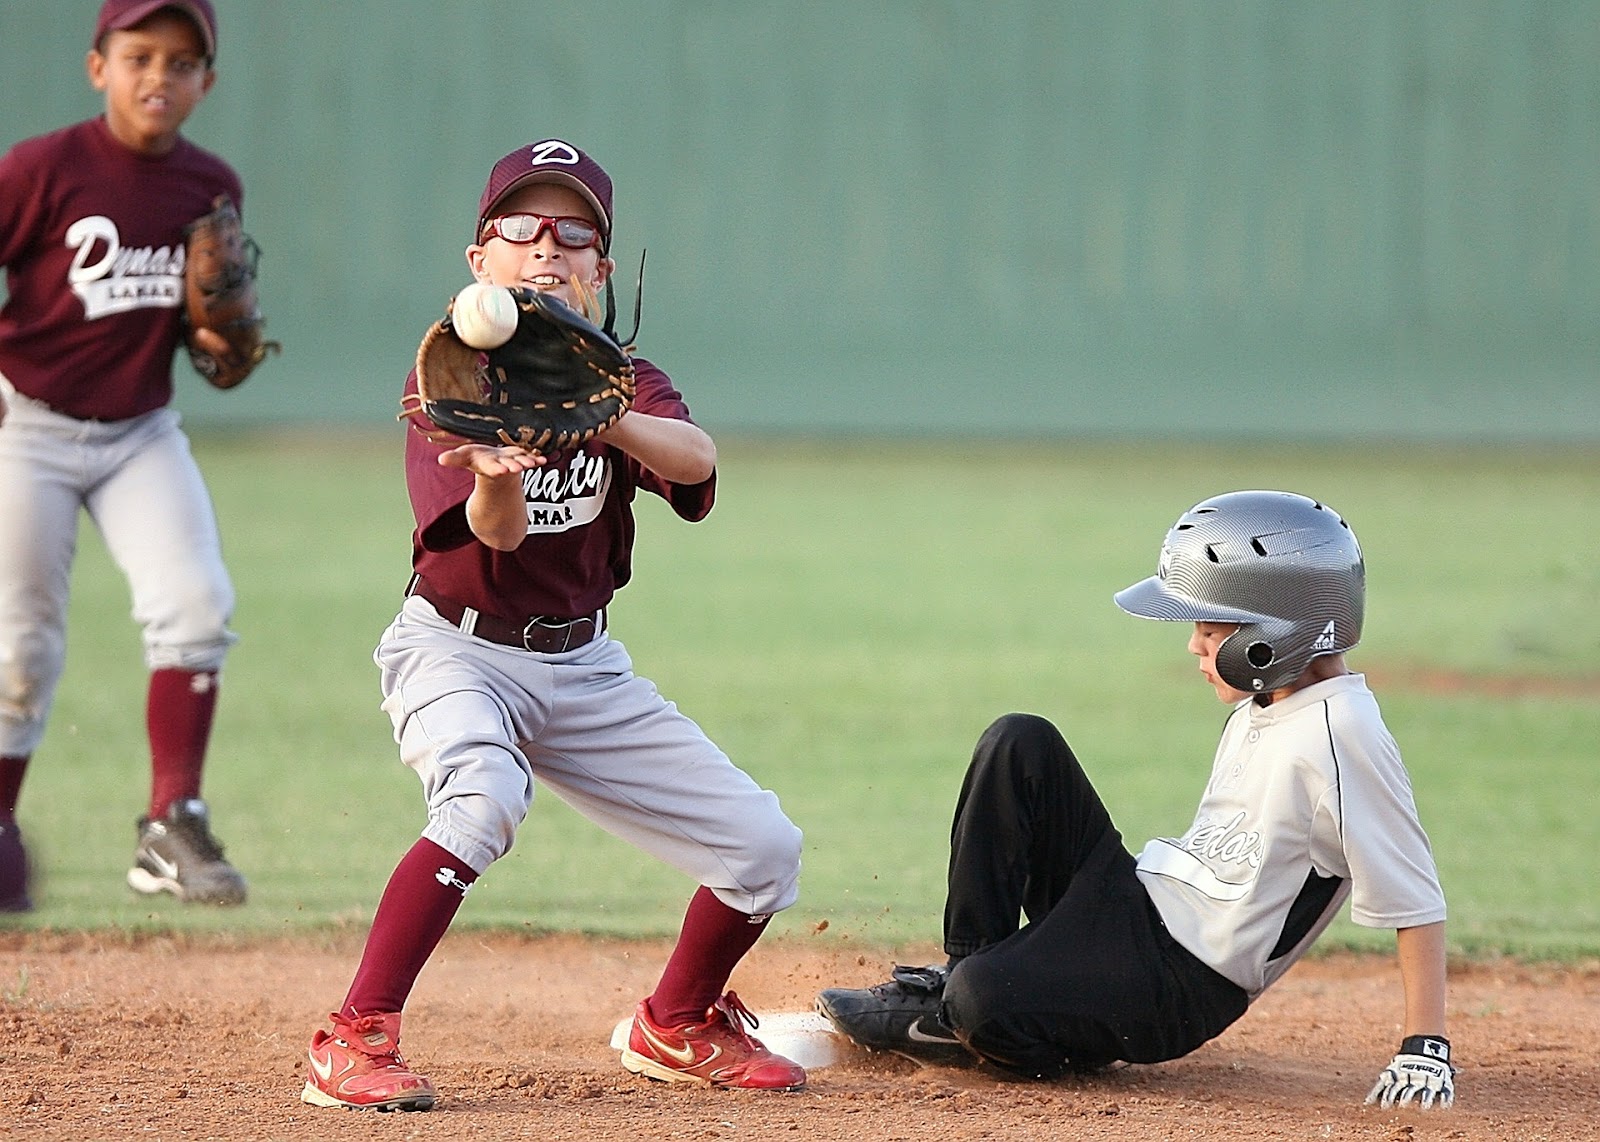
[7, 432, 1598, 960]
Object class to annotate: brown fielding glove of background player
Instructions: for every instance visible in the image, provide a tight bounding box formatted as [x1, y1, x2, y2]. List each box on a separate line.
[182, 195, 281, 390]
[405, 284, 635, 452]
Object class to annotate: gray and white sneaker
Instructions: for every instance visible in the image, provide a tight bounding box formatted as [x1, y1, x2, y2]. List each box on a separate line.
[127, 798, 247, 905]
[816, 963, 967, 1061]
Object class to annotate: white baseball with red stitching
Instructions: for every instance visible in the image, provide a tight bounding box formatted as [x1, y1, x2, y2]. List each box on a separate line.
[451, 283, 518, 349]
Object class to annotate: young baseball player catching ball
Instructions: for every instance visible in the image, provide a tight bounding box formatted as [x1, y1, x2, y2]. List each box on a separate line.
[0, 0, 259, 911]
[300, 139, 806, 1112]
[818, 491, 1455, 1111]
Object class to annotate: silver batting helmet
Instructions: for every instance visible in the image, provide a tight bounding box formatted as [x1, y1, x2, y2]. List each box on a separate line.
[1113, 490, 1364, 693]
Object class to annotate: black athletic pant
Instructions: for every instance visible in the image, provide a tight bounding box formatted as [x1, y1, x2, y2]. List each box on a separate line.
[939, 713, 1248, 1078]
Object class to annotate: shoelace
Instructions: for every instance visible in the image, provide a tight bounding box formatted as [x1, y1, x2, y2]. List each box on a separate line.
[337, 1015, 406, 1066]
[871, 964, 948, 997]
[712, 992, 762, 1045]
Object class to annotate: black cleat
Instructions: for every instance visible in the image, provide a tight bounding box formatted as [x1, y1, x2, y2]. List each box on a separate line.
[0, 820, 32, 912]
[817, 963, 967, 1061]
[127, 798, 247, 905]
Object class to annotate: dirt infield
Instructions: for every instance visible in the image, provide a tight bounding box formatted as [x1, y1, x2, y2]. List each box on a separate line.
[2, 932, 1596, 1141]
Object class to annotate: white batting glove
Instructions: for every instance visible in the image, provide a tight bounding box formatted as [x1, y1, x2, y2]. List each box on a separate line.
[1365, 1035, 1454, 1110]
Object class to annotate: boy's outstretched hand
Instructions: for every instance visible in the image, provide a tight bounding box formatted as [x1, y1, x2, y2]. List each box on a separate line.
[1365, 1035, 1454, 1110]
[437, 442, 547, 477]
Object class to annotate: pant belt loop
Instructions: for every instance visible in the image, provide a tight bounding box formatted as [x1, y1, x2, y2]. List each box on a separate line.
[458, 606, 479, 636]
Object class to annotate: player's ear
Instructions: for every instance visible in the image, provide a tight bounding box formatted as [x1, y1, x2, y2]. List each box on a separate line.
[87, 49, 108, 91]
[465, 245, 491, 283]
[591, 255, 615, 291]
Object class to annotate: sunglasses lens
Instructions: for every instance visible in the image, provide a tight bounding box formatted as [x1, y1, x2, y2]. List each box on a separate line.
[554, 218, 600, 249]
[490, 214, 539, 242]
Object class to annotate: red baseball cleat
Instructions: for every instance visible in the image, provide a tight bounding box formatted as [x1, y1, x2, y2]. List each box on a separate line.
[301, 1011, 436, 1112]
[621, 991, 807, 1090]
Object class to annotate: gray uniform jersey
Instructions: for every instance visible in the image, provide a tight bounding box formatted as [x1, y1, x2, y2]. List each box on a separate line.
[1136, 674, 1445, 998]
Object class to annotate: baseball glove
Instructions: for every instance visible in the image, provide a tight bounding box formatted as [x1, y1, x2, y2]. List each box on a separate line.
[182, 195, 280, 390]
[407, 286, 635, 451]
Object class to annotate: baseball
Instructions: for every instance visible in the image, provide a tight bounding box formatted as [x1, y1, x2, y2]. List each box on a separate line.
[450, 283, 519, 349]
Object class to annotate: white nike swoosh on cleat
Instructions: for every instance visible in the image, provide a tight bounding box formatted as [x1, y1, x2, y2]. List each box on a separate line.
[906, 1022, 958, 1044]
[639, 1024, 703, 1066]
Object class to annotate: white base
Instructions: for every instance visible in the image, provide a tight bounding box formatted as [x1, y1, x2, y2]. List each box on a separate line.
[609, 1010, 849, 1070]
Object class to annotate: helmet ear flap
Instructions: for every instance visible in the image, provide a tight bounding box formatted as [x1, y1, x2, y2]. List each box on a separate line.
[1215, 618, 1299, 693]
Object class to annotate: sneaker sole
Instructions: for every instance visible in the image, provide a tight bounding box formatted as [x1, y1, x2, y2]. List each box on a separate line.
[620, 1049, 805, 1091]
[300, 1081, 435, 1112]
[127, 866, 247, 906]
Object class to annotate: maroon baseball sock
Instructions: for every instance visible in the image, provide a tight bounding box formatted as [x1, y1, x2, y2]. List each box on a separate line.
[647, 886, 771, 1027]
[146, 668, 219, 818]
[342, 837, 478, 1018]
[0, 755, 28, 822]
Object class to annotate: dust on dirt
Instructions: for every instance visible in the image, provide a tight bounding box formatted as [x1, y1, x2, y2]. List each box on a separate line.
[2, 931, 1596, 1141]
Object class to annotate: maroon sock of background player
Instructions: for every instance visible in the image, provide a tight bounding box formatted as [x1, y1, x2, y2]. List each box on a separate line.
[146, 667, 219, 818]
[646, 885, 771, 1027]
[341, 837, 479, 1018]
[0, 755, 28, 821]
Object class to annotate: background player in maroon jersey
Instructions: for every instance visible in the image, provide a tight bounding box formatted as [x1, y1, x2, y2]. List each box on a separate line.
[300, 139, 806, 1112]
[0, 0, 250, 911]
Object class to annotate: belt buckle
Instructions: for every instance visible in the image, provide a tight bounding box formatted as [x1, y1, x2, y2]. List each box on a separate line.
[522, 616, 572, 653]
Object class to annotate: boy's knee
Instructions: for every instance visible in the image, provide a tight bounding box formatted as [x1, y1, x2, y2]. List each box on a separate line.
[742, 816, 803, 914]
[971, 712, 1075, 778]
[141, 584, 236, 671]
[429, 792, 524, 873]
[978, 712, 1064, 751]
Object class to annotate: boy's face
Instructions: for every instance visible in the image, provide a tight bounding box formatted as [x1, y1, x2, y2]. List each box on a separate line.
[1187, 622, 1251, 703]
[466, 183, 614, 322]
[87, 10, 214, 156]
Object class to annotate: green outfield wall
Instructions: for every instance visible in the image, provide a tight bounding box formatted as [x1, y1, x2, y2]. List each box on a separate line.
[3, 1, 1597, 440]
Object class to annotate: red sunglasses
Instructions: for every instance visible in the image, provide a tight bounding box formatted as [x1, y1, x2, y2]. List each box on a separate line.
[480, 212, 604, 250]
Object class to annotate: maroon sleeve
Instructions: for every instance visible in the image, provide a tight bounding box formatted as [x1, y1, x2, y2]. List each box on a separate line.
[399, 368, 475, 552]
[624, 357, 717, 522]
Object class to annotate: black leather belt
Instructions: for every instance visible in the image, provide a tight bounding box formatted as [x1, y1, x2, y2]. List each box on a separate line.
[407, 577, 601, 653]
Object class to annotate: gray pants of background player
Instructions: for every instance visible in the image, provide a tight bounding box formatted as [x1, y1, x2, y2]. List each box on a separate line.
[376, 595, 803, 918]
[0, 379, 236, 757]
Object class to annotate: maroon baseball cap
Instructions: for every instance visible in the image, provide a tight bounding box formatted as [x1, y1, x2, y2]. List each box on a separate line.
[476, 140, 614, 249]
[94, 0, 218, 60]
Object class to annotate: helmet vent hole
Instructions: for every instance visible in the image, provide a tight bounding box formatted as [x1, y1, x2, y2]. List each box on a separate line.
[1250, 537, 1269, 556]
[1246, 642, 1275, 668]
[1204, 544, 1221, 562]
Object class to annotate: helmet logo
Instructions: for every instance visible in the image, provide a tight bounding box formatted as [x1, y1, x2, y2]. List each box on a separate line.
[1310, 620, 1337, 652]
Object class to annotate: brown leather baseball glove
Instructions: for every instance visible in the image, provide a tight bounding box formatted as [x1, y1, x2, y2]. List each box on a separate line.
[182, 195, 280, 390]
[406, 286, 635, 451]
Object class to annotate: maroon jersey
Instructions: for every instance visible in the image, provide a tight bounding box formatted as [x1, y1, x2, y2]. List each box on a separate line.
[0, 116, 243, 420]
[403, 357, 716, 619]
